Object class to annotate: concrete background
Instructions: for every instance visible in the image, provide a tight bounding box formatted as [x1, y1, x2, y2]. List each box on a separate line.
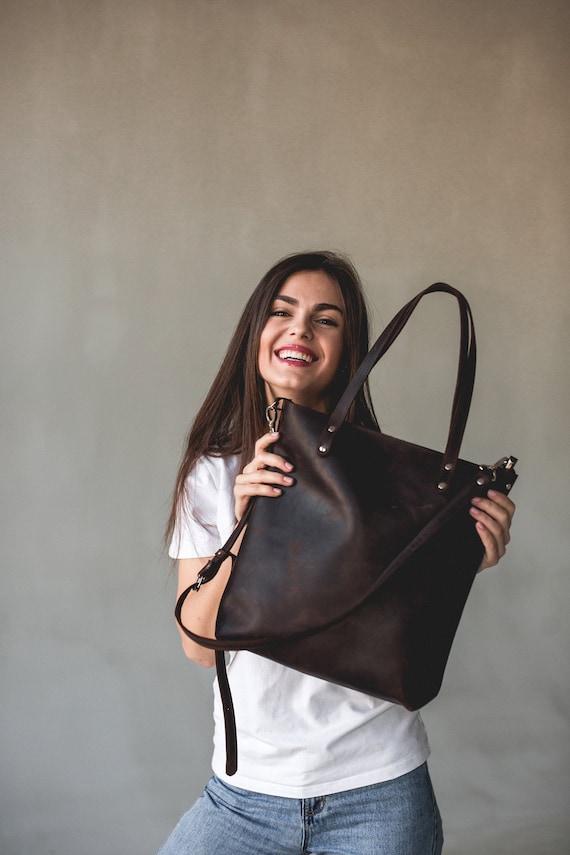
[1, 1, 568, 853]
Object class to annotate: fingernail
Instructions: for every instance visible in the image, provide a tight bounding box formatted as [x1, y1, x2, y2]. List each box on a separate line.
[272, 488, 282, 494]
[487, 489, 498, 497]
[472, 497, 482, 504]
[283, 476, 294, 485]
[284, 462, 294, 471]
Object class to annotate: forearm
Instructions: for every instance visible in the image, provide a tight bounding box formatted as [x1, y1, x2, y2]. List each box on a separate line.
[176, 556, 233, 667]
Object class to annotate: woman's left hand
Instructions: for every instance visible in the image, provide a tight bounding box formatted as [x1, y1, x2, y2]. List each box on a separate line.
[470, 490, 516, 572]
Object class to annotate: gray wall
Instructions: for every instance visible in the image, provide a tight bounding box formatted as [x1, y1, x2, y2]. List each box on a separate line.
[1, 1, 568, 853]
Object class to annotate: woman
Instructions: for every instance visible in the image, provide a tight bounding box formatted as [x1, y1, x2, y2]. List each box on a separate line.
[160, 251, 514, 855]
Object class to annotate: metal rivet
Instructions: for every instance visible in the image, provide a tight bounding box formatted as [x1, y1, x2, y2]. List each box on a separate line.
[327, 425, 336, 433]
[437, 482, 448, 491]
[476, 477, 486, 486]
[444, 463, 453, 471]
[318, 446, 327, 454]
[505, 483, 512, 490]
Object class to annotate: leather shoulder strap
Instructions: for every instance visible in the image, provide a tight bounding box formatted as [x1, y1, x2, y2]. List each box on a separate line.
[318, 283, 476, 490]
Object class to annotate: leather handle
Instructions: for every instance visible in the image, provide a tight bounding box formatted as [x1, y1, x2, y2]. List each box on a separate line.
[318, 283, 476, 490]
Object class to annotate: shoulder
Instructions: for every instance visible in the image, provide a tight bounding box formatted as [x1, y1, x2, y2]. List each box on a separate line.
[189, 454, 241, 497]
[170, 454, 240, 559]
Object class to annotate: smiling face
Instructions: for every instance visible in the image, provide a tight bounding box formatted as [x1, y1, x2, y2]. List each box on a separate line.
[257, 270, 346, 412]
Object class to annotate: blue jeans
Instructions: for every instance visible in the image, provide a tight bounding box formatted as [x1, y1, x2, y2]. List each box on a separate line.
[157, 763, 443, 855]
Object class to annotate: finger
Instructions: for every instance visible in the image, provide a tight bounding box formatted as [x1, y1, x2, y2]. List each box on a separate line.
[234, 477, 285, 514]
[242, 433, 278, 473]
[471, 496, 513, 544]
[474, 490, 515, 523]
[470, 504, 506, 543]
[244, 436, 294, 477]
[253, 431, 281, 455]
[236, 481, 287, 499]
[241, 432, 279, 469]
[470, 504, 510, 544]
[241, 451, 294, 482]
[235, 469, 294, 490]
[243, 453, 294, 477]
[472, 491, 515, 572]
[475, 521, 506, 570]
[471, 494, 512, 519]
[487, 490, 516, 516]
[475, 522, 502, 571]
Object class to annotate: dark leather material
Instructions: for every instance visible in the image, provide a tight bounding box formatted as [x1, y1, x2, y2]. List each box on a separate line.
[175, 283, 519, 776]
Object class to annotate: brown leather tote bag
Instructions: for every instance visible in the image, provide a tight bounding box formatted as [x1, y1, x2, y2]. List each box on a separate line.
[175, 284, 518, 775]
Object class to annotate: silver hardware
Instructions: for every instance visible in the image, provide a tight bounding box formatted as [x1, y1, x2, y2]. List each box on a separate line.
[318, 445, 327, 454]
[489, 456, 518, 482]
[477, 456, 518, 484]
[437, 482, 448, 491]
[490, 456, 508, 472]
[476, 477, 486, 486]
[327, 425, 336, 433]
[444, 463, 453, 471]
[265, 400, 280, 434]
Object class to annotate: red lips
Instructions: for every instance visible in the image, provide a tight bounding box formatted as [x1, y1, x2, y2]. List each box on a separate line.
[275, 345, 318, 365]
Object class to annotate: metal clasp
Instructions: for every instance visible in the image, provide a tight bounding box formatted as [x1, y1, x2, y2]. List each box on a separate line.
[191, 573, 205, 592]
[265, 400, 281, 434]
[489, 456, 518, 480]
[477, 456, 518, 485]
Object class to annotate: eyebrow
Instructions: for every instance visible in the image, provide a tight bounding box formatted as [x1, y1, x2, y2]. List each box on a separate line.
[274, 294, 344, 314]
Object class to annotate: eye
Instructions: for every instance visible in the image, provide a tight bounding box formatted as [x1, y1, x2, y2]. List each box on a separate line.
[269, 309, 290, 318]
[315, 317, 339, 327]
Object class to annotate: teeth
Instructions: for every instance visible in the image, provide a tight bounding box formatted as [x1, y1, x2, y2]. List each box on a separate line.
[278, 349, 314, 363]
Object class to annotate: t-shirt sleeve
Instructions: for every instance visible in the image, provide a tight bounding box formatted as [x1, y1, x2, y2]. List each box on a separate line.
[168, 456, 237, 559]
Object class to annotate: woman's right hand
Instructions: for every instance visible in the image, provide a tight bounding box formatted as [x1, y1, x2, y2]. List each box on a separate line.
[233, 431, 294, 520]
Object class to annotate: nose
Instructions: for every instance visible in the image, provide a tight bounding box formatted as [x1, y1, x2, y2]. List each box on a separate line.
[288, 312, 312, 339]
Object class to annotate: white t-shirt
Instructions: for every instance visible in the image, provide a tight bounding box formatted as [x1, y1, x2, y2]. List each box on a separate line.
[170, 454, 430, 798]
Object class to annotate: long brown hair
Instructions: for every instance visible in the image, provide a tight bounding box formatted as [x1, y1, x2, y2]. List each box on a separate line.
[165, 251, 379, 547]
